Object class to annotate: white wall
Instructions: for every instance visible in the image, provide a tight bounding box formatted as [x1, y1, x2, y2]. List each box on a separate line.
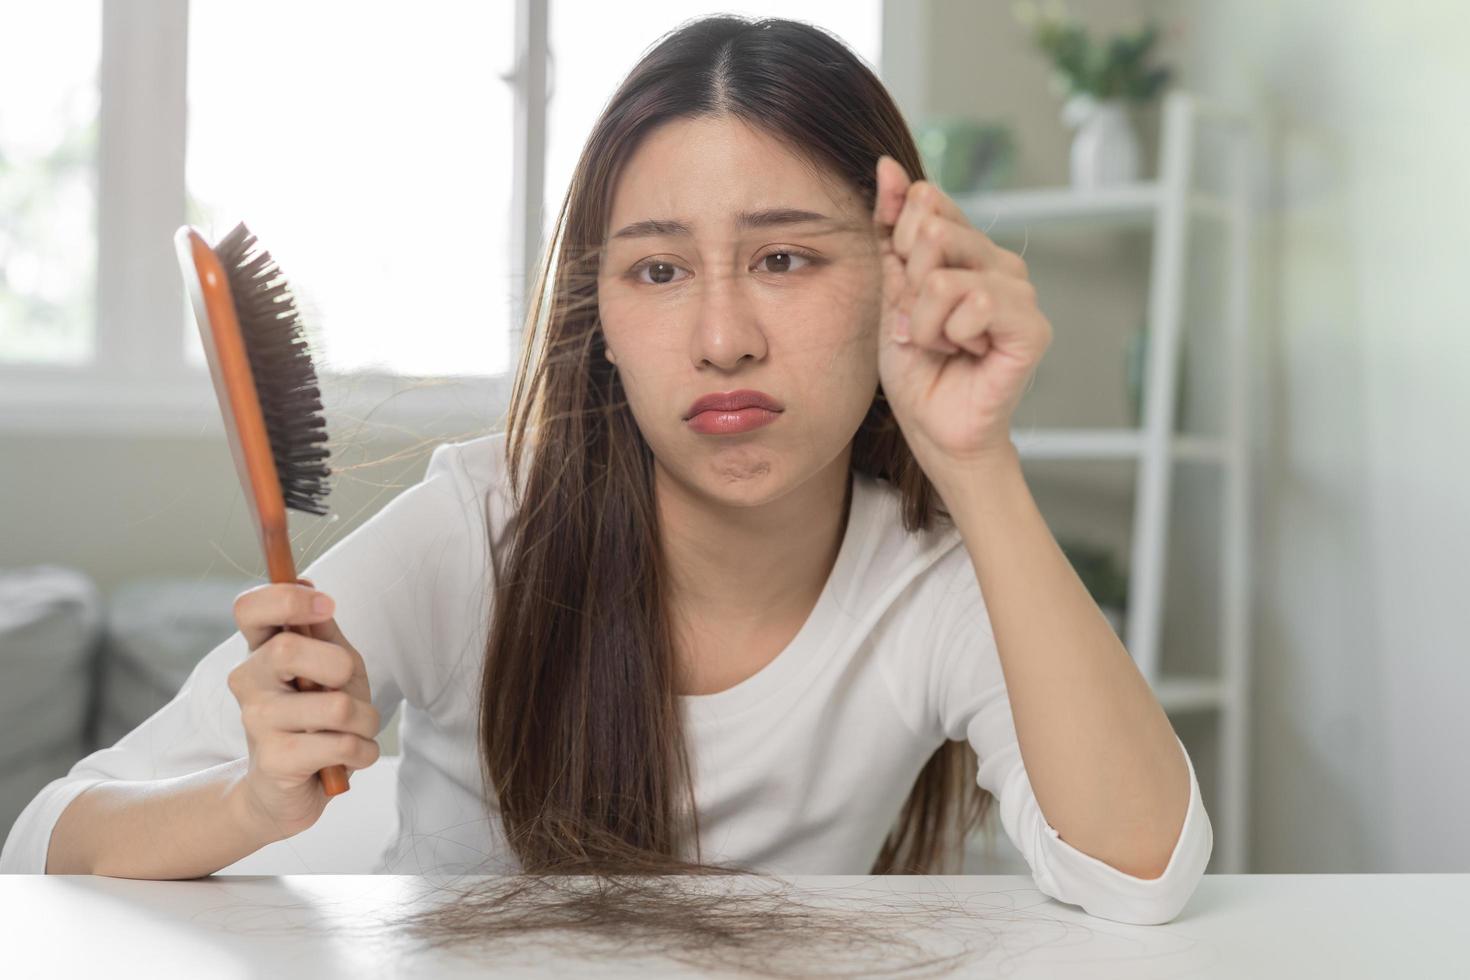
[1164, 0, 1470, 871]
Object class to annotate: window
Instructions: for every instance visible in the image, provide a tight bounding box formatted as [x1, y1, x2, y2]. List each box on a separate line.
[0, 1, 102, 367]
[185, 2, 517, 378]
[0, 1, 896, 433]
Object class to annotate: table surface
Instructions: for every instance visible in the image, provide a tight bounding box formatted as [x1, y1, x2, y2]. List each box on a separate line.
[2, 873, 1464, 979]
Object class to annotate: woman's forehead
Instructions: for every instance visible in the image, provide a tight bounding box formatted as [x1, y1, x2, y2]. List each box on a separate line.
[606, 117, 865, 233]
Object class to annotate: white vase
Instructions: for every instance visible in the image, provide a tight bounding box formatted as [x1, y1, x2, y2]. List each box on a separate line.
[1063, 95, 1140, 189]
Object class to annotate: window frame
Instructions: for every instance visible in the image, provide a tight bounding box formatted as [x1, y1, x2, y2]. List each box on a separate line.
[0, 0, 915, 438]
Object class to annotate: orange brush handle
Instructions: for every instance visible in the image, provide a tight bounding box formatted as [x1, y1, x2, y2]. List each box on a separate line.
[175, 225, 348, 797]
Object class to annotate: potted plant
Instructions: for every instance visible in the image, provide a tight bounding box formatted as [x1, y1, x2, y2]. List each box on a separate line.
[1012, 1, 1173, 188]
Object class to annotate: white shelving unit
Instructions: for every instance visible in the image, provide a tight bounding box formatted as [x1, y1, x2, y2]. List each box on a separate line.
[954, 90, 1256, 874]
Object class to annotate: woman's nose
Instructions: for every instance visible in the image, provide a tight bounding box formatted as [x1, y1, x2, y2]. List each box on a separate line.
[689, 274, 767, 368]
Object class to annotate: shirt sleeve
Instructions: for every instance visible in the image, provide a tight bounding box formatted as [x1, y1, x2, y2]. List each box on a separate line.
[0, 439, 490, 874]
[908, 543, 1213, 925]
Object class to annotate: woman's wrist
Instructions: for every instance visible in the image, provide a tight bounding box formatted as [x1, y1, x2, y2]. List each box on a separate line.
[224, 759, 287, 850]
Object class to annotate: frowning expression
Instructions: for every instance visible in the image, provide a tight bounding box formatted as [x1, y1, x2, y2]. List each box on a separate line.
[597, 114, 883, 504]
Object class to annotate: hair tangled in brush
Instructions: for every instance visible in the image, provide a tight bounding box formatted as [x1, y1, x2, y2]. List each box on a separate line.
[393, 14, 998, 973]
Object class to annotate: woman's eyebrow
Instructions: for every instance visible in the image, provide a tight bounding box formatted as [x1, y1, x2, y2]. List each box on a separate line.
[608, 207, 850, 242]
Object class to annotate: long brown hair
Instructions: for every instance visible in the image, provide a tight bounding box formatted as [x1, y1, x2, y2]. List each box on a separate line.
[400, 14, 996, 971]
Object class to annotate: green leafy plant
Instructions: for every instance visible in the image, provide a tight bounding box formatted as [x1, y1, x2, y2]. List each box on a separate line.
[1012, 1, 1172, 103]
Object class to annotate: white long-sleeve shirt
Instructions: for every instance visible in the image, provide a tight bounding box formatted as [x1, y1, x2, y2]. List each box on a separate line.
[1, 431, 1212, 924]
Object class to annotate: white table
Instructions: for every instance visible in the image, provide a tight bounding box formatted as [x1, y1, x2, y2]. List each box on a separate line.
[1, 873, 1463, 978]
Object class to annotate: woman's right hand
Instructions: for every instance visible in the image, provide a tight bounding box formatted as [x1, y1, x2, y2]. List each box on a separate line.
[227, 578, 382, 843]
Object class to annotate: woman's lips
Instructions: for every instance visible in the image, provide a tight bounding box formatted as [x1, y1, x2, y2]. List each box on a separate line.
[686, 407, 781, 435]
[684, 388, 784, 417]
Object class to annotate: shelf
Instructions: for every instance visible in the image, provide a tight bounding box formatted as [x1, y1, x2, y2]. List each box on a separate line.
[953, 180, 1231, 233]
[1012, 428, 1228, 463]
[1154, 675, 1225, 714]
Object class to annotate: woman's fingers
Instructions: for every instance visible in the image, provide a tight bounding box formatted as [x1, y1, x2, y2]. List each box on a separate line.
[260, 630, 358, 691]
[873, 154, 912, 229]
[234, 582, 336, 651]
[256, 730, 380, 782]
[256, 689, 381, 742]
[891, 179, 972, 253]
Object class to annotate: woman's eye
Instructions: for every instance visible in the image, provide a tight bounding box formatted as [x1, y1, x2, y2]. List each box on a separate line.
[632, 260, 688, 286]
[757, 250, 814, 274]
[628, 250, 818, 286]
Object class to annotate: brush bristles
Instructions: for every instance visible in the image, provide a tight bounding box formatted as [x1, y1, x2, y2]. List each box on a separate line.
[215, 221, 332, 517]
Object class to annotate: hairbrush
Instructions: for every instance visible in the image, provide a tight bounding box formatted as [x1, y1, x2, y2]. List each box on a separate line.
[175, 221, 349, 797]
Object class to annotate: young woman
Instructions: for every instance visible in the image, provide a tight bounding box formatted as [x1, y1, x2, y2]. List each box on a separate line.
[4, 15, 1210, 928]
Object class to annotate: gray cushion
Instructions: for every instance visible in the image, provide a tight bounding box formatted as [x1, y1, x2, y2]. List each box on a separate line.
[0, 565, 103, 837]
[96, 576, 255, 749]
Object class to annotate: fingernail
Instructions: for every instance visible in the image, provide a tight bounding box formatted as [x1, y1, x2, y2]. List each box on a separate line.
[894, 313, 911, 343]
[313, 595, 334, 615]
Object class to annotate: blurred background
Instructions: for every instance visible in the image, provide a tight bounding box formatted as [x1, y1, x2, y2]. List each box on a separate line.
[2, 0, 1466, 877]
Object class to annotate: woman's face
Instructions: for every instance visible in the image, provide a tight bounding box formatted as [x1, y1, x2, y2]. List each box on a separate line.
[597, 115, 883, 508]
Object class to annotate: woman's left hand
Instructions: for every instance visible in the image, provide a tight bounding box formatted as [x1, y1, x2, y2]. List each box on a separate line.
[872, 154, 1053, 474]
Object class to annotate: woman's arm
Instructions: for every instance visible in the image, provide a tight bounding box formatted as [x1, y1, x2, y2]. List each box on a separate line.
[0, 625, 260, 875]
[932, 443, 1192, 880]
[4, 440, 488, 876]
[875, 504, 1210, 924]
[45, 758, 278, 876]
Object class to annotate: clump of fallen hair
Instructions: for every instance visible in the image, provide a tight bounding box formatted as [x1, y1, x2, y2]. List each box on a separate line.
[387, 864, 983, 978]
